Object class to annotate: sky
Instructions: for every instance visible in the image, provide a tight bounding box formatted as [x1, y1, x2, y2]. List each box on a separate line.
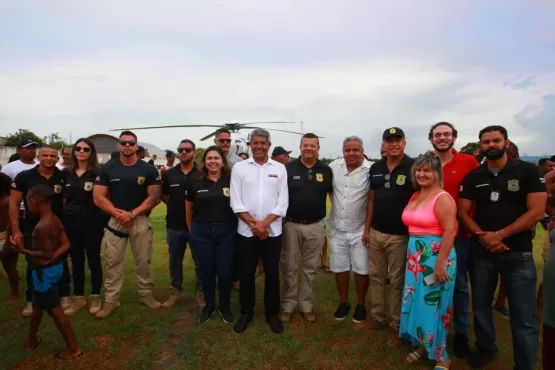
[1, 0, 554, 158]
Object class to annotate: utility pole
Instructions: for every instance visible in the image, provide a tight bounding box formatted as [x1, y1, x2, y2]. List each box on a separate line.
[300, 121, 304, 134]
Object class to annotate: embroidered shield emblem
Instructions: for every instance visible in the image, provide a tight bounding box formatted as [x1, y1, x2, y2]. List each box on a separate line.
[389, 128, 396, 134]
[84, 182, 93, 191]
[223, 187, 230, 197]
[316, 173, 323, 182]
[507, 179, 519, 192]
[137, 176, 145, 185]
[53, 185, 62, 194]
[396, 175, 406, 185]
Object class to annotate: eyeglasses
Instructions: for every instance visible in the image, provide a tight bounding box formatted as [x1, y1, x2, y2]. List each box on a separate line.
[217, 139, 232, 144]
[384, 174, 391, 188]
[177, 147, 194, 153]
[119, 140, 136, 146]
[308, 169, 313, 181]
[74, 146, 91, 153]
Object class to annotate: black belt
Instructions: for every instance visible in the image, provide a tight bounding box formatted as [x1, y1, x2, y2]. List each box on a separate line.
[105, 224, 129, 238]
[285, 217, 323, 225]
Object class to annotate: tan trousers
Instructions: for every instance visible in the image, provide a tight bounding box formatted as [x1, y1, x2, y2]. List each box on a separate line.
[281, 220, 325, 313]
[103, 215, 154, 303]
[369, 228, 408, 329]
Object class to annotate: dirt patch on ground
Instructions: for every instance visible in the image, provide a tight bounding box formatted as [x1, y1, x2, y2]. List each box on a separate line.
[152, 296, 197, 369]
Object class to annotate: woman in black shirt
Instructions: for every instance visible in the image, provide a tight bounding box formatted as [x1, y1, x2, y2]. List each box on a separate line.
[186, 146, 236, 324]
[62, 138, 105, 315]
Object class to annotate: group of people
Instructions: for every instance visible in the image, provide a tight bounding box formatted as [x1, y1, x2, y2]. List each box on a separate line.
[0, 124, 553, 369]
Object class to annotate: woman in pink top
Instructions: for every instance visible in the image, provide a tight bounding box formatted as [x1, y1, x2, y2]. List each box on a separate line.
[399, 152, 458, 370]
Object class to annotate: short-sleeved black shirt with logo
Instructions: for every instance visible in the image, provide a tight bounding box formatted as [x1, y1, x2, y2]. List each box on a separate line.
[459, 158, 546, 252]
[13, 165, 64, 229]
[62, 169, 101, 216]
[369, 155, 416, 235]
[162, 164, 197, 230]
[285, 158, 333, 221]
[186, 175, 234, 223]
[95, 158, 160, 211]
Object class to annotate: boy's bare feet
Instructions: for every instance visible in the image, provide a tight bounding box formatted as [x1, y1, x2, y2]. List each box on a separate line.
[5, 293, 20, 302]
[24, 336, 41, 351]
[54, 348, 83, 360]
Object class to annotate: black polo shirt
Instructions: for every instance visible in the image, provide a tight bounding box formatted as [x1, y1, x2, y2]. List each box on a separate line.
[369, 155, 416, 235]
[62, 169, 100, 216]
[162, 164, 197, 230]
[286, 158, 333, 220]
[95, 158, 160, 211]
[459, 158, 545, 252]
[12, 165, 64, 229]
[186, 175, 234, 223]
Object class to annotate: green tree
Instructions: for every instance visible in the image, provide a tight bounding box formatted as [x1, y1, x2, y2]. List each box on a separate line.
[195, 148, 205, 163]
[320, 157, 334, 165]
[44, 132, 70, 150]
[4, 129, 45, 147]
[460, 141, 483, 162]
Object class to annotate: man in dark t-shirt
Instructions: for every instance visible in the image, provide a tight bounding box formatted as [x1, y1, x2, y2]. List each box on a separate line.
[93, 130, 162, 319]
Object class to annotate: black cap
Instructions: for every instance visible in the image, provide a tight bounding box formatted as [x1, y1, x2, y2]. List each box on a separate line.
[272, 146, 291, 157]
[137, 146, 146, 153]
[18, 138, 40, 148]
[166, 150, 176, 158]
[382, 127, 405, 140]
[550, 155, 555, 162]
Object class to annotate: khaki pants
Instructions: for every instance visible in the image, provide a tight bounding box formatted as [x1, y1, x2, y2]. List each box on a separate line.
[281, 220, 325, 313]
[103, 215, 154, 303]
[369, 228, 408, 328]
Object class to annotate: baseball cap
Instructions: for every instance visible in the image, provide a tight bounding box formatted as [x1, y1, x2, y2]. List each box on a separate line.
[272, 146, 292, 157]
[137, 146, 146, 153]
[382, 127, 405, 140]
[166, 150, 176, 158]
[18, 138, 40, 148]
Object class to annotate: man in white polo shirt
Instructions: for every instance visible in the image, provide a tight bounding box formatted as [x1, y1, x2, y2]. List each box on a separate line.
[230, 128, 288, 334]
[1, 139, 39, 181]
[329, 136, 372, 323]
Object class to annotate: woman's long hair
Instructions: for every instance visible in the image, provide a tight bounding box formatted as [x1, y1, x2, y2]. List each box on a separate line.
[70, 138, 99, 175]
[197, 146, 231, 178]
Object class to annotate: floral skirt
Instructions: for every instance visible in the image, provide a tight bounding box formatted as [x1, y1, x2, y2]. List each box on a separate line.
[399, 235, 457, 362]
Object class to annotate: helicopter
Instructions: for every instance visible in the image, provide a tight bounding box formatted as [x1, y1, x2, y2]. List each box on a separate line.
[109, 122, 313, 155]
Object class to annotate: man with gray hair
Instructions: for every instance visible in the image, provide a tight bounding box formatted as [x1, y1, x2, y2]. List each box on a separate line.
[329, 136, 373, 323]
[230, 128, 289, 334]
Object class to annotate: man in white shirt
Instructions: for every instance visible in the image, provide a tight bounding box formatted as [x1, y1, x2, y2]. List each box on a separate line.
[329, 136, 372, 323]
[230, 128, 288, 334]
[1, 139, 39, 181]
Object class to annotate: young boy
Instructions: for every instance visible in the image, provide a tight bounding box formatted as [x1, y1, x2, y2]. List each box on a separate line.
[15, 184, 81, 359]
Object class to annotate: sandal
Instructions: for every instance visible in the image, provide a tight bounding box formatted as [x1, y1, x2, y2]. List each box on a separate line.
[54, 350, 83, 360]
[434, 359, 452, 370]
[406, 350, 421, 363]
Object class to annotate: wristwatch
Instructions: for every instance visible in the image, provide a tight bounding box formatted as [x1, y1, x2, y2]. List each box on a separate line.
[129, 210, 136, 219]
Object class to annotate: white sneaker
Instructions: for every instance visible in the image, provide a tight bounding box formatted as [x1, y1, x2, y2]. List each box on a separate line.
[21, 302, 33, 318]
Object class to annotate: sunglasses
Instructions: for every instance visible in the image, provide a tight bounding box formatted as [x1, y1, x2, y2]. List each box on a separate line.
[119, 140, 136, 147]
[217, 139, 232, 144]
[74, 146, 91, 153]
[177, 147, 194, 153]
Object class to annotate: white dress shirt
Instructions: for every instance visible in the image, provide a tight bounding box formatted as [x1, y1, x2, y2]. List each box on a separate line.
[329, 158, 373, 232]
[1, 160, 39, 209]
[230, 156, 288, 237]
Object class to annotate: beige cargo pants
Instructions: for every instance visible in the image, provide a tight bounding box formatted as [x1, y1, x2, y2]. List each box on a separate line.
[103, 215, 154, 303]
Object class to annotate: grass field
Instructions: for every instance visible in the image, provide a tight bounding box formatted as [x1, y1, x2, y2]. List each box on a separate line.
[0, 204, 547, 369]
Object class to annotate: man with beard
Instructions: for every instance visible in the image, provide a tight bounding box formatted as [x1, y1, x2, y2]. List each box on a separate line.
[280, 133, 332, 323]
[93, 131, 162, 318]
[160, 139, 203, 308]
[458, 125, 546, 369]
[2, 139, 39, 181]
[428, 122, 479, 358]
[214, 128, 242, 168]
[329, 136, 372, 323]
[230, 128, 288, 334]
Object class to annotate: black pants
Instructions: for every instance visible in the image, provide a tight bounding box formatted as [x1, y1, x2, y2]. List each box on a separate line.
[64, 213, 104, 296]
[237, 234, 281, 317]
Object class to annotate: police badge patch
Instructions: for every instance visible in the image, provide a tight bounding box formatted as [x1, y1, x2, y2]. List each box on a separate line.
[507, 179, 519, 192]
[137, 176, 145, 185]
[316, 173, 323, 182]
[223, 187, 230, 197]
[84, 182, 93, 191]
[54, 185, 62, 194]
[396, 175, 406, 185]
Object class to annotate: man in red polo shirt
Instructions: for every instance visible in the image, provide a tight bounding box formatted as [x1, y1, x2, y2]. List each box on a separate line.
[429, 121, 479, 358]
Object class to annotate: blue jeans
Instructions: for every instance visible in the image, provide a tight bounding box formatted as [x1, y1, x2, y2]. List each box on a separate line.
[468, 239, 538, 370]
[166, 228, 201, 292]
[453, 237, 470, 335]
[190, 221, 235, 311]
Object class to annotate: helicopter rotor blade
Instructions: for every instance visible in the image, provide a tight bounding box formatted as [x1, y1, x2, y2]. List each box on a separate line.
[109, 124, 225, 131]
[200, 131, 220, 141]
[241, 126, 325, 138]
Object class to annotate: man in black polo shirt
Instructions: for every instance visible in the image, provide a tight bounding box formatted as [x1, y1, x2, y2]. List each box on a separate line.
[362, 127, 415, 347]
[160, 139, 203, 308]
[9, 145, 71, 317]
[458, 125, 546, 370]
[280, 133, 332, 323]
[93, 130, 162, 319]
